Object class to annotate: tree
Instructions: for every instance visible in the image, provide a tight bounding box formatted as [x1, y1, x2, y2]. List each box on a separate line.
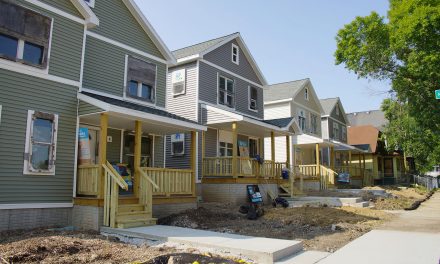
[335, 0, 440, 171]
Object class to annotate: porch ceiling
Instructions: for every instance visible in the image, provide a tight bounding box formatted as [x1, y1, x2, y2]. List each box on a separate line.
[292, 134, 335, 147]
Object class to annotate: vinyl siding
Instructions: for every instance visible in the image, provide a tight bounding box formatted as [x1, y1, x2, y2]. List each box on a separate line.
[106, 128, 121, 163]
[165, 134, 191, 170]
[264, 137, 289, 163]
[330, 103, 347, 124]
[0, 69, 78, 203]
[38, 0, 83, 17]
[153, 135, 164, 168]
[321, 119, 329, 140]
[16, 0, 84, 81]
[199, 61, 263, 119]
[328, 119, 347, 143]
[78, 101, 103, 116]
[83, 36, 167, 107]
[264, 102, 291, 119]
[167, 62, 198, 122]
[205, 128, 218, 158]
[204, 39, 262, 85]
[90, 0, 164, 60]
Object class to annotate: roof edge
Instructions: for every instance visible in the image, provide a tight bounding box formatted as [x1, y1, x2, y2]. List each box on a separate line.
[70, 0, 99, 28]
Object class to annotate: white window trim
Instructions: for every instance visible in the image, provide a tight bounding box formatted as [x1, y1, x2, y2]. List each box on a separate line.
[23, 110, 59, 175]
[305, 88, 309, 101]
[248, 86, 258, 112]
[84, 0, 95, 8]
[217, 75, 235, 109]
[171, 133, 185, 156]
[231, 43, 239, 65]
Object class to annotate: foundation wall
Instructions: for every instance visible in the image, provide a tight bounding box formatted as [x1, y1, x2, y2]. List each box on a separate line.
[201, 183, 279, 205]
[0, 207, 72, 231]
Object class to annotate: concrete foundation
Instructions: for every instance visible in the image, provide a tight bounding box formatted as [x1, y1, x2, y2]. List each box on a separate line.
[72, 205, 103, 231]
[295, 181, 321, 191]
[201, 183, 279, 205]
[152, 203, 197, 219]
[0, 207, 72, 231]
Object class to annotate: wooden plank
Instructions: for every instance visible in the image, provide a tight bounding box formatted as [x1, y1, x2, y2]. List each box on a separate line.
[133, 120, 142, 197]
[99, 113, 108, 199]
[190, 131, 197, 196]
[315, 143, 320, 177]
[232, 122, 238, 178]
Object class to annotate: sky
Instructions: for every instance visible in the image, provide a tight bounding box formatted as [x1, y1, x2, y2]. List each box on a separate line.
[134, 0, 391, 113]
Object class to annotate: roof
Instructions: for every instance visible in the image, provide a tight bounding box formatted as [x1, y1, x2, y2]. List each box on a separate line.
[348, 125, 380, 153]
[320, 98, 339, 115]
[81, 92, 199, 125]
[69, 0, 99, 28]
[172, 32, 267, 85]
[263, 117, 296, 128]
[352, 144, 371, 152]
[173, 33, 236, 59]
[264, 79, 309, 102]
[346, 110, 387, 131]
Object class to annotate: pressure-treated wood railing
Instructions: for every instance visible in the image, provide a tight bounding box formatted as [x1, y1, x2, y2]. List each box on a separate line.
[202, 157, 287, 178]
[102, 161, 128, 228]
[139, 167, 193, 196]
[319, 165, 337, 190]
[138, 168, 159, 216]
[77, 164, 100, 196]
[292, 165, 337, 190]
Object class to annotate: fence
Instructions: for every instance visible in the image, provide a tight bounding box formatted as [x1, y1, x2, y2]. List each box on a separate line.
[413, 175, 439, 190]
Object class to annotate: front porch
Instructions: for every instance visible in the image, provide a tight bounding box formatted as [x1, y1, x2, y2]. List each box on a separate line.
[74, 92, 205, 228]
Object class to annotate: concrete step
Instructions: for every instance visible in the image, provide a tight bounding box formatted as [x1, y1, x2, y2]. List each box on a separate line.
[118, 204, 145, 213]
[350, 201, 370, 208]
[101, 225, 304, 263]
[275, 250, 330, 264]
[286, 196, 366, 208]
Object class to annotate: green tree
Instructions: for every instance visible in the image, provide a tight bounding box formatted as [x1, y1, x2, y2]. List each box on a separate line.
[335, 0, 440, 171]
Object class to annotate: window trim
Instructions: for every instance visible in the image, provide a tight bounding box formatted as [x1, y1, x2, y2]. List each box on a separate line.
[217, 74, 235, 109]
[333, 123, 340, 140]
[219, 141, 234, 157]
[123, 55, 157, 107]
[171, 133, 185, 156]
[231, 43, 239, 65]
[84, 0, 95, 8]
[248, 86, 258, 112]
[304, 88, 309, 101]
[298, 109, 307, 132]
[23, 110, 58, 175]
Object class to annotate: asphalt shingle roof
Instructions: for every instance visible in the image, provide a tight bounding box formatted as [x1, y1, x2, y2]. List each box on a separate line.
[319, 98, 339, 115]
[172, 33, 237, 59]
[346, 110, 387, 131]
[263, 117, 295, 128]
[264, 79, 309, 102]
[81, 92, 199, 125]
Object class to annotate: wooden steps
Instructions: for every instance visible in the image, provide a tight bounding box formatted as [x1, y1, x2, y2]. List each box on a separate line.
[115, 199, 156, 228]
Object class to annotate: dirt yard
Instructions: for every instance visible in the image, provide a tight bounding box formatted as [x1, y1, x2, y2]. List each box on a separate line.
[0, 229, 241, 264]
[363, 185, 429, 210]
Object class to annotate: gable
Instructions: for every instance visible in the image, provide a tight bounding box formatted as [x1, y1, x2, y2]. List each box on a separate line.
[330, 101, 347, 124]
[90, 0, 164, 60]
[204, 39, 262, 85]
[39, 0, 83, 17]
[293, 84, 322, 114]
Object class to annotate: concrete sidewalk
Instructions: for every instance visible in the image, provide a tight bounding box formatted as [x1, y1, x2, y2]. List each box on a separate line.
[319, 191, 440, 264]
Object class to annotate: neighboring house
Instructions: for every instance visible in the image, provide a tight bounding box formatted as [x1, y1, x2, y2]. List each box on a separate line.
[346, 110, 387, 131]
[166, 33, 300, 204]
[348, 125, 405, 185]
[0, 0, 206, 231]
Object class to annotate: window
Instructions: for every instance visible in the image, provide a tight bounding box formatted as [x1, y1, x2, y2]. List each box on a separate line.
[249, 138, 258, 158]
[310, 114, 318, 134]
[231, 43, 239, 64]
[219, 142, 233, 157]
[341, 126, 347, 141]
[171, 133, 185, 156]
[172, 69, 186, 96]
[298, 109, 307, 131]
[305, 88, 309, 100]
[24, 110, 58, 175]
[0, 1, 51, 68]
[333, 123, 340, 140]
[218, 75, 234, 108]
[126, 56, 156, 103]
[249, 86, 258, 111]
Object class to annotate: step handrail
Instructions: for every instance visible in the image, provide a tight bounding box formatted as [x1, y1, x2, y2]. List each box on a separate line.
[138, 168, 160, 190]
[102, 161, 128, 228]
[103, 161, 128, 190]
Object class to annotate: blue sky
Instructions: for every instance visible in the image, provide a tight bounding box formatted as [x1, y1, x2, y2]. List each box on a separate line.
[134, 0, 391, 113]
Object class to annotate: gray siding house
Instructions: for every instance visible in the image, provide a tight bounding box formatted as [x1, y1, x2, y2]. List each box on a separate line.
[165, 33, 299, 204]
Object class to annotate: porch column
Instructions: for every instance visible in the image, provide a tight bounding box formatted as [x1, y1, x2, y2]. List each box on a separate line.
[286, 136, 291, 168]
[134, 120, 142, 197]
[315, 143, 320, 177]
[271, 131, 275, 177]
[201, 131, 205, 179]
[98, 113, 108, 199]
[330, 146, 335, 170]
[348, 150, 352, 175]
[232, 122, 238, 178]
[191, 131, 197, 196]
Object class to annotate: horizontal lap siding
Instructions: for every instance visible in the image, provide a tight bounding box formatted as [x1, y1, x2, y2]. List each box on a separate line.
[205, 128, 218, 157]
[199, 62, 263, 119]
[167, 62, 198, 122]
[106, 129, 121, 164]
[38, 0, 83, 17]
[154, 136, 164, 168]
[90, 0, 164, 60]
[83, 37, 167, 107]
[165, 134, 191, 170]
[78, 101, 103, 116]
[0, 69, 78, 203]
[204, 39, 262, 85]
[16, 0, 84, 82]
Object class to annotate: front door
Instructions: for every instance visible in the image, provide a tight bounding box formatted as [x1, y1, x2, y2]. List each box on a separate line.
[384, 158, 394, 178]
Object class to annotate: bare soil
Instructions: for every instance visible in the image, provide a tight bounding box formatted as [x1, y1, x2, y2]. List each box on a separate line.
[0, 229, 239, 264]
[363, 186, 429, 210]
[159, 203, 392, 253]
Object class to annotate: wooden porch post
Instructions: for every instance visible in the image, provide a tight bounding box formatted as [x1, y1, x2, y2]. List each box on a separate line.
[134, 120, 142, 197]
[271, 131, 275, 177]
[98, 113, 108, 199]
[286, 136, 291, 168]
[358, 153, 362, 177]
[315, 143, 320, 177]
[201, 131, 205, 179]
[232, 122, 238, 178]
[348, 150, 352, 175]
[191, 131, 197, 196]
[330, 146, 335, 170]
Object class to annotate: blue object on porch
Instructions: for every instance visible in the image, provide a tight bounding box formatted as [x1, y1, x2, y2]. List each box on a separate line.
[338, 172, 350, 183]
[112, 164, 133, 194]
[254, 155, 264, 165]
[282, 168, 290, 179]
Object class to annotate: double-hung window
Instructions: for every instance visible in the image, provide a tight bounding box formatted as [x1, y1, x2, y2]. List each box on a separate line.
[249, 86, 258, 111]
[310, 113, 318, 134]
[218, 75, 234, 108]
[305, 88, 309, 100]
[231, 43, 239, 64]
[24, 110, 58, 175]
[171, 133, 185, 156]
[298, 109, 307, 131]
[219, 142, 233, 157]
[341, 126, 347, 141]
[333, 123, 340, 140]
[126, 56, 156, 103]
[0, 1, 52, 68]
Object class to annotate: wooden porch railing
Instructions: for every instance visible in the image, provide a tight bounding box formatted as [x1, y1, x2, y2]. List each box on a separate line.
[77, 164, 100, 196]
[139, 167, 193, 196]
[138, 168, 159, 216]
[292, 165, 337, 190]
[102, 161, 128, 228]
[334, 166, 364, 178]
[202, 157, 286, 178]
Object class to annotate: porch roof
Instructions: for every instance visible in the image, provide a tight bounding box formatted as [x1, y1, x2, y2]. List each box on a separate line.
[331, 140, 367, 153]
[292, 133, 335, 147]
[78, 92, 207, 133]
[201, 104, 300, 137]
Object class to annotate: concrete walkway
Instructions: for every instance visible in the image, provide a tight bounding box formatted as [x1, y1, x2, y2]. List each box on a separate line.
[101, 225, 304, 263]
[319, 191, 440, 264]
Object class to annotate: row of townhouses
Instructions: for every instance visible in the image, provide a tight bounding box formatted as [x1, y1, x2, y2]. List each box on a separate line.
[0, 0, 406, 231]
